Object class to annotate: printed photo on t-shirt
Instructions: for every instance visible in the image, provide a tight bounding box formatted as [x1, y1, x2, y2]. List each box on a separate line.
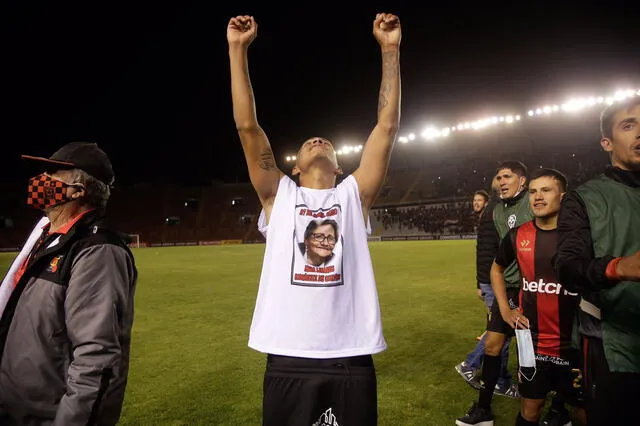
[291, 203, 344, 287]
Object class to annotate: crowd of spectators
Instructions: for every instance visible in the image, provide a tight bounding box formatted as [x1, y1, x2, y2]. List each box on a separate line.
[374, 202, 475, 235]
[0, 132, 613, 247]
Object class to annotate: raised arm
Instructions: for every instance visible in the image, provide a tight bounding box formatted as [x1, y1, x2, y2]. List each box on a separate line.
[227, 15, 283, 217]
[352, 13, 401, 215]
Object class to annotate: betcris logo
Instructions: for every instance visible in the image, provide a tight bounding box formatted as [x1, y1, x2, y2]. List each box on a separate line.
[522, 278, 578, 296]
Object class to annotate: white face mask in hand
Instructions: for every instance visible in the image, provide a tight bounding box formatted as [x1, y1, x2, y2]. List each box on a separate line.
[515, 317, 537, 381]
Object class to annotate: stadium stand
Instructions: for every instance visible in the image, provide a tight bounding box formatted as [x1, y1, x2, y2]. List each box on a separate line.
[0, 114, 616, 249]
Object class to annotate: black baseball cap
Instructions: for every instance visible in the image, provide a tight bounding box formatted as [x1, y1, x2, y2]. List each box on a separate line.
[22, 142, 115, 185]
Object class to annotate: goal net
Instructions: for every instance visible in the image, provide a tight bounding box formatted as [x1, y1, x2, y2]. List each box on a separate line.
[127, 234, 141, 249]
[367, 235, 382, 242]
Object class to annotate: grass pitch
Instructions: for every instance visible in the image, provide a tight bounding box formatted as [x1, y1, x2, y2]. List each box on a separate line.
[1, 241, 522, 425]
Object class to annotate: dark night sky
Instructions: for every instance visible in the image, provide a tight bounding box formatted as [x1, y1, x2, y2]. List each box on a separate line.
[3, 1, 639, 186]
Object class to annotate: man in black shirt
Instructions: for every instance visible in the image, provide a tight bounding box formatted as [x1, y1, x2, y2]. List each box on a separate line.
[455, 185, 512, 393]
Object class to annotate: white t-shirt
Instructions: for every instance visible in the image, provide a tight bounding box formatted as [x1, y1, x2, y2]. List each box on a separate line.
[248, 175, 387, 358]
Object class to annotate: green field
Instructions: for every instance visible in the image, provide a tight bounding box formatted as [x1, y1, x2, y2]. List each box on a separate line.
[0, 241, 523, 425]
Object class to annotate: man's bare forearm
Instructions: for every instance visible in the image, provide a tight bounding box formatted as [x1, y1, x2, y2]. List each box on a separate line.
[229, 45, 258, 130]
[377, 48, 400, 129]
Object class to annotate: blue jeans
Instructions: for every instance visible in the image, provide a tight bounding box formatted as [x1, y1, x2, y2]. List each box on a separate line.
[465, 282, 512, 386]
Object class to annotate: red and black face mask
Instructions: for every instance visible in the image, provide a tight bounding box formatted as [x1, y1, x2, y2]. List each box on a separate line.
[27, 174, 77, 211]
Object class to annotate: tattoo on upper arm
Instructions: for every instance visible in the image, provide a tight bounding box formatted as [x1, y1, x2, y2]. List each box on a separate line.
[258, 147, 276, 171]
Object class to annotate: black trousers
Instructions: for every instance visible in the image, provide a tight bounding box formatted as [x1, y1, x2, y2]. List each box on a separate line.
[583, 336, 640, 426]
[263, 354, 377, 426]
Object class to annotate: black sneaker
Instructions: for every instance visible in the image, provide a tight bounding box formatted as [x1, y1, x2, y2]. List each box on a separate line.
[455, 362, 484, 390]
[540, 408, 571, 426]
[455, 402, 494, 426]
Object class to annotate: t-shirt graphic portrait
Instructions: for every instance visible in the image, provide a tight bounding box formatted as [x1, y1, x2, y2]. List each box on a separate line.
[292, 203, 344, 287]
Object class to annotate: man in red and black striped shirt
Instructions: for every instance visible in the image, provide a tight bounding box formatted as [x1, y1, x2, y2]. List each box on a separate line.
[492, 169, 586, 426]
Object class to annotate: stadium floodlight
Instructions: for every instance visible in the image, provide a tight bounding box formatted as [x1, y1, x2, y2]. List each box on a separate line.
[282, 87, 640, 160]
[421, 126, 441, 141]
[614, 90, 629, 101]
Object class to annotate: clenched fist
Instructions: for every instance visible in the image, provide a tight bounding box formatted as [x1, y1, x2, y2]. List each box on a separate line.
[227, 15, 257, 47]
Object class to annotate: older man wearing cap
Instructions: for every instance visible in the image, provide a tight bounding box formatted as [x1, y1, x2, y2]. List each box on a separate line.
[0, 142, 137, 425]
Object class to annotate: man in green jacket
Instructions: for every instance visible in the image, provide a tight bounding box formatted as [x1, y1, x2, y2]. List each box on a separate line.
[556, 96, 640, 426]
[457, 161, 533, 425]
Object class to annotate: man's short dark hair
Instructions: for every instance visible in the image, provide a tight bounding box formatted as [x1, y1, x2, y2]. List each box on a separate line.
[496, 160, 528, 179]
[600, 97, 640, 140]
[473, 189, 489, 202]
[529, 168, 568, 192]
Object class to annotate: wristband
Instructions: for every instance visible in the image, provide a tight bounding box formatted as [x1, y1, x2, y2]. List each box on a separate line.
[605, 257, 623, 281]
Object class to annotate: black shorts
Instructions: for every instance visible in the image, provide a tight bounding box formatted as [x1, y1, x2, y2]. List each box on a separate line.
[486, 288, 519, 336]
[517, 357, 584, 406]
[263, 354, 377, 426]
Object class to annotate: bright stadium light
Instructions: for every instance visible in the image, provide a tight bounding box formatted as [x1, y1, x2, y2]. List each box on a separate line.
[421, 126, 441, 141]
[282, 87, 640, 160]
